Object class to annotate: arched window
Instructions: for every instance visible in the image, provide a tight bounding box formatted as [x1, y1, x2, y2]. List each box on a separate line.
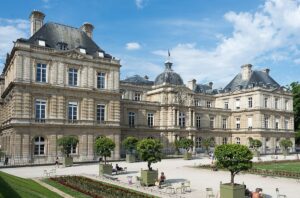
[195, 137, 202, 148]
[34, 136, 45, 155]
[235, 137, 240, 145]
[222, 137, 228, 145]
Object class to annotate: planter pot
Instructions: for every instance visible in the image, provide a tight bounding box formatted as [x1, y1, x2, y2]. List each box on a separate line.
[283, 150, 289, 156]
[126, 154, 136, 163]
[141, 169, 158, 186]
[63, 156, 73, 167]
[184, 152, 192, 160]
[253, 150, 260, 157]
[99, 163, 112, 175]
[220, 183, 245, 198]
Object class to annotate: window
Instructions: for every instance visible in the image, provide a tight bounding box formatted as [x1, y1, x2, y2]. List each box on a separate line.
[35, 99, 46, 122]
[147, 113, 154, 127]
[34, 136, 45, 155]
[275, 118, 279, 129]
[235, 137, 241, 144]
[38, 40, 45, 46]
[79, 48, 86, 54]
[128, 112, 135, 127]
[98, 52, 104, 58]
[235, 99, 240, 109]
[224, 101, 229, 109]
[179, 112, 185, 127]
[206, 101, 211, 108]
[248, 97, 253, 108]
[275, 98, 279, 109]
[196, 115, 201, 129]
[97, 104, 105, 122]
[36, 63, 47, 82]
[195, 137, 202, 148]
[194, 99, 199, 107]
[97, 72, 106, 89]
[264, 115, 269, 129]
[222, 118, 227, 129]
[285, 100, 289, 110]
[70, 143, 77, 154]
[210, 117, 214, 129]
[264, 97, 268, 108]
[248, 117, 253, 129]
[68, 102, 78, 122]
[68, 68, 78, 86]
[236, 118, 240, 129]
[222, 137, 227, 145]
[134, 92, 141, 101]
[285, 118, 289, 129]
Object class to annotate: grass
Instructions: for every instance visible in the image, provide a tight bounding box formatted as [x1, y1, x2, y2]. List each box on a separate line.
[0, 171, 62, 198]
[253, 162, 300, 173]
[43, 178, 91, 198]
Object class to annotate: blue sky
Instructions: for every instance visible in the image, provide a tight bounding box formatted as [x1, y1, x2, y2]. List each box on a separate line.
[0, 0, 299, 88]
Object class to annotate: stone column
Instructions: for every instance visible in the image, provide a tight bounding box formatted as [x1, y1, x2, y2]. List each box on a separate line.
[80, 134, 88, 161]
[87, 134, 94, 160]
[262, 137, 266, 154]
[113, 134, 120, 160]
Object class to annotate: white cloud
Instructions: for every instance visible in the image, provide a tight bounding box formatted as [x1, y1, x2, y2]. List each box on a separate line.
[153, 0, 300, 87]
[125, 42, 141, 50]
[0, 19, 29, 70]
[135, 0, 148, 9]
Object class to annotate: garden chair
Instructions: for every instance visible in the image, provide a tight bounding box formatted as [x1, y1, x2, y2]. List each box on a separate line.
[175, 183, 185, 194]
[165, 185, 175, 194]
[206, 188, 215, 198]
[183, 180, 191, 192]
[43, 170, 50, 177]
[276, 188, 287, 198]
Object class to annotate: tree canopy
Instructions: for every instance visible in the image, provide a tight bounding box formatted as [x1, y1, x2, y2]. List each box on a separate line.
[95, 136, 116, 164]
[137, 138, 163, 171]
[279, 139, 293, 150]
[290, 82, 300, 131]
[122, 136, 139, 154]
[248, 137, 262, 151]
[57, 136, 79, 157]
[215, 144, 253, 184]
[178, 137, 194, 152]
[202, 137, 215, 154]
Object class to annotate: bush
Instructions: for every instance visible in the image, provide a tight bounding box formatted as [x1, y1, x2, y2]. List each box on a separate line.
[122, 136, 139, 154]
[95, 136, 115, 164]
[280, 139, 293, 151]
[178, 137, 194, 153]
[248, 137, 262, 151]
[57, 136, 79, 157]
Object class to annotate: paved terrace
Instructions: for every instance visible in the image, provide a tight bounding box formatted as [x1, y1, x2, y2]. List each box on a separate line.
[1, 155, 300, 198]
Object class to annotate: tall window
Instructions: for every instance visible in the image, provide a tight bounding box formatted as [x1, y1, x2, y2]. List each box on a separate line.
[285, 118, 289, 129]
[222, 118, 227, 129]
[235, 99, 240, 109]
[206, 101, 211, 108]
[179, 112, 185, 127]
[264, 115, 269, 129]
[68, 102, 78, 122]
[34, 136, 45, 155]
[195, 137, 202, 148]
[264, 97, 268, 108]
[97, 72, 106, 89]
[210, 117, 214, 129]
[134, 92, 141, 101]
[275, 98, 279, 109]
[147, 113, 154, 127]
[70, 143, 77, 154]
[275, 117, 279, 129]
[194, 99, 199, 106]
[248, 117, 253, 129]
[248, 97, 253, 108]
[35, 99, 46, 122]
[222, 137, 228, 145]
[236, 118, 240, 129]
[97, 104, 105, 122]
[68, 68, 78, 86]
[128, 112, 135, 127]
[235, 137, 241, 145]
[196, 115, 201, 129]
[36, 63, 47, 82]
[174, 109, 178, 126]
[224, 101, 229, 109]
[285, 100, 289, 110]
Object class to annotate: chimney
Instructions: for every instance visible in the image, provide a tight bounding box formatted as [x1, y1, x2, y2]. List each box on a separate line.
[188, 79, 196, 90]
[209, 82, 213, 89]
[81, 22, 94, 38]
[262, 68, 270, 75]
[29, 10, 45, 36]
[241, 64, 252, 80]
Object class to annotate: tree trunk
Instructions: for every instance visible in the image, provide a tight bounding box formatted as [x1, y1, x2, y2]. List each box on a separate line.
[230, 171, 235, 184]
[148, 162, 152, 171]
[104, 156, 106, 164]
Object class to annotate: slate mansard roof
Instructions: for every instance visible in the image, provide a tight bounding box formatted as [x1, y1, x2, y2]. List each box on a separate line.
[223, 70, 281, 92]
[154, 61, 184, 86]
[19, 22, 112, 58]
[121, 75, 154, 86]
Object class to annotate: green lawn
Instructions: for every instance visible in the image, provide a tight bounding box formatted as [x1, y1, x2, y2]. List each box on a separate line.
[43, 178, 91, 198]
[254, 162, 300, 173]
[0, 171, 62, 198]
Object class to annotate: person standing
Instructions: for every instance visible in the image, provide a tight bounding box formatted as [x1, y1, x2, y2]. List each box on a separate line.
[55, 156, 59, 168]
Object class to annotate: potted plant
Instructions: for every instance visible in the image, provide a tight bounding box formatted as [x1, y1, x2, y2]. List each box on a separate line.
[248, 138, 262, 157]
[215, 144, 253, 198]
[137, 138, 163, 186]
[95, 136, 116, 175]
[57, 135, 79, 167]
[122, 136, 139, 163]
[174, 139, 180, 155]
[203, 137, 214, 154]
[178, 137, 194, 160]
[279, 139, 293, 157]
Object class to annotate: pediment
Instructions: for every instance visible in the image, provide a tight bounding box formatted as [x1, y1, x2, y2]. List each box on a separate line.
[51, 49, 90, 60]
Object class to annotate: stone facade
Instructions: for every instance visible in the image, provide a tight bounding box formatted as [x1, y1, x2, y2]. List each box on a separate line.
[0, 11, 295, 165]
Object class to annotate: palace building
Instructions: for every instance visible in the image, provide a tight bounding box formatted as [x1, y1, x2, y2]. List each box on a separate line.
[0, 11, 295, 165]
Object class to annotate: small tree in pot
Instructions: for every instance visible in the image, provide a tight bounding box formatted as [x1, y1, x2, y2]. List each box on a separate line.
[178, 137, 194, 160]
[57, 136, 79, 167]
[95, 136, 116, 175]
[215, 144, 253, 198]
[203, 137, 214, 154]
[122, 136, 139, 163]
[137, 138, 163, 186]
[280, 139, 293, 157]
[248, 138, 262, 157]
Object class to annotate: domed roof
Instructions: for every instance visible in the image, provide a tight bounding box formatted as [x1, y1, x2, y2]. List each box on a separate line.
[154, 61, 183, 86]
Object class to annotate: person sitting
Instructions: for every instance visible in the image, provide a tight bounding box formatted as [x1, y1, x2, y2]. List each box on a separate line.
[116, 164, 123, 171]
[252, 188, 263, 198]
[160, 172, 166, 183]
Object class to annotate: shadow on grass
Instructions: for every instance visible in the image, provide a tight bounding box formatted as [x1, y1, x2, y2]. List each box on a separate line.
[0, 176, 21, 198]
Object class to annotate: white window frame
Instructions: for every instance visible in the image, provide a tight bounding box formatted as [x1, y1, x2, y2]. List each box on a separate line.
[196, 115, 201, 129]
[128, 112, 135, 127]
[247, 117, 253, 129]
[222, 118, 227, 129]
[34, 136, 45, 155]
[179, 112, 186, 127]
[147, 113, 154, 128]
[235, 137, 241, 145]
[236, 117, 240, 129]
[97, 72, 106, 89]
[36, 63, 47, 83]
[235, 99, 240, 109]
[68, 68, 78, 86]
[248, 97, 253, 108]
[134, 92, 141, 101]
[210, 117, 214, 129]
[96, 104, 105, 122]
[68, 102, 78, 122]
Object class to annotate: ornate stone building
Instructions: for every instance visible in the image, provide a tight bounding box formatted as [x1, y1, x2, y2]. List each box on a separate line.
[0, 11, 295, 165]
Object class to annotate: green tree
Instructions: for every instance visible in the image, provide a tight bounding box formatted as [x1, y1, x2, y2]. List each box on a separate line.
[215, 144, 253, 184]
[122, 136, 139, 154]
[248, 137, 262, 152]
[178, 137, 194, 153]
[202, 137, 214, 154]
[296, 131, 300, 145]
[137, 138, 163, 171]
[279, 139, 293, 151]
[57, 136, 79, 157]
[290, 82, 300, 131]
[95, 136, 116, 164]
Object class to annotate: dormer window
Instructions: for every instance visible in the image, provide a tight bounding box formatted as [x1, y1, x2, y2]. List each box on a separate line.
[57, 42, 68, 50]
[38, 40, 46, 46]
[79, 48, 86, 54]
[98, 52, 104, 58]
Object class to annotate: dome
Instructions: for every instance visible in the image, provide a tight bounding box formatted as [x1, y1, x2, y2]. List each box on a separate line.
[154, 61, 184, 86]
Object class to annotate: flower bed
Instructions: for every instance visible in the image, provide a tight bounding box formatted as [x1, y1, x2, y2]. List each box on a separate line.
[50, 176, 157, 198]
